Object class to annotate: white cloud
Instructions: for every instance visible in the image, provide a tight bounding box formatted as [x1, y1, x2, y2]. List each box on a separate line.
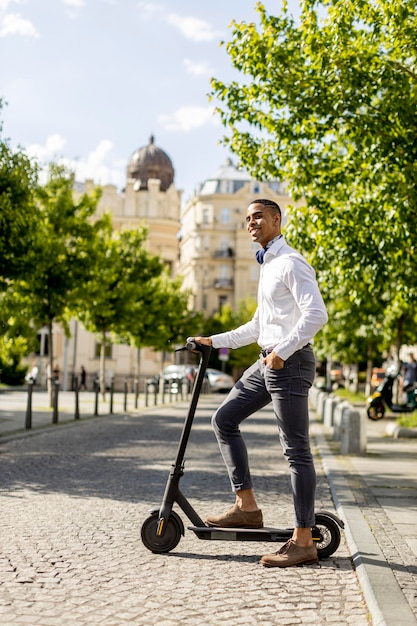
[61, 0, 85, 5]
[158, 105, 218, 132]
[165, 14, 223, 42]
[0, 12, 39, 38]
[0, 0, 19, 11]
[26, 134, 67, 161]
[183, 58, 213, 77]
[70, 142, 126, 188]
[26, 135, 126, 189]
[136, 1, 163, 19]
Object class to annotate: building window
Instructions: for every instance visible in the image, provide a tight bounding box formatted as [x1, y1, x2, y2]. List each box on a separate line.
[251, 182, 261, 194]
[219, 238, 231, 256]
[220, 207, 231, 224]
[219, 264, 230, 280]
[204, 235, 210, 250]
[202, 208, 210, 224]
[95, 342, 112, 359]
[35, 331, 49, 356]
[268, 181, 282, 194]
[218, 295, 227, 309]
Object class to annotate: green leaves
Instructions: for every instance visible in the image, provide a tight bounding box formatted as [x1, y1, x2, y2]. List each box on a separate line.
[211, 0, 417, 360]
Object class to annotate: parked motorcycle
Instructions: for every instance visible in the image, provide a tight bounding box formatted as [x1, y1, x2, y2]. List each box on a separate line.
[367, 365, 417, 420]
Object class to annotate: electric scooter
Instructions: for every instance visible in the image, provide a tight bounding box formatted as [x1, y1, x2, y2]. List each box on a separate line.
[367, 364, 417, 420]
[141, 340, 344, 559]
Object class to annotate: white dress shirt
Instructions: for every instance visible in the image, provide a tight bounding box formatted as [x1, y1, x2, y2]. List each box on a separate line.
[212, 236, 328, 361]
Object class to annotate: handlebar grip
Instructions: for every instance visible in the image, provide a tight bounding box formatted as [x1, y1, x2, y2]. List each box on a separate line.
[186, 337, 197, 350]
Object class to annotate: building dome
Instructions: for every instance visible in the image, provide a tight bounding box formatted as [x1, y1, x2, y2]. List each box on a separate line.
[127, 135, 175, 192]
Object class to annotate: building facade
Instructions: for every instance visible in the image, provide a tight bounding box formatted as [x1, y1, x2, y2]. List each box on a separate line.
[178, 158, 298, 316]
[34, 145, 299, 391]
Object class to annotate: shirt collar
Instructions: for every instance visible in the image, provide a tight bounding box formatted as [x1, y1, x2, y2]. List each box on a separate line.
[264, 234, 283, 256]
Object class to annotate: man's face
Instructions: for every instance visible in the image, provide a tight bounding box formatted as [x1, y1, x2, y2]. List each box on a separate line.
[246, 203, 281, 248]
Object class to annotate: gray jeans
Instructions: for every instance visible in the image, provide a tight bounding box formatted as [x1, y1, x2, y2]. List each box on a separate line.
[211, 344, 317, 528]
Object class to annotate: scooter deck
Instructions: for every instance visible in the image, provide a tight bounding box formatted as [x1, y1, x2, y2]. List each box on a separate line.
[188, 525, 322, 542]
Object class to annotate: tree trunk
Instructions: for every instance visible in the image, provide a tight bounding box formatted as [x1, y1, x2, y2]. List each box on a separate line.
[100, 331, 106, 400]
[136, 347, 141, 392]
[48, 320, 54, 408]
[365, 341, 374, 398]
[393, 315, 405, 403]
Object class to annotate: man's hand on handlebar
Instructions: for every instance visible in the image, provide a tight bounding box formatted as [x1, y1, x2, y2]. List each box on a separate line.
[192, 336, 213, 347]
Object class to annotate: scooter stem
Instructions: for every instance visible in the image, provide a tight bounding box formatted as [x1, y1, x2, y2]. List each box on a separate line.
[157, 341, 212, 535]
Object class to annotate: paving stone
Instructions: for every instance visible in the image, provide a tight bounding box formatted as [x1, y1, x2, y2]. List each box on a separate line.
[0, 398, 370, 625]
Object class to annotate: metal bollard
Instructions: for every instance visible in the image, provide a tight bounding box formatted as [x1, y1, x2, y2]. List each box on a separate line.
[134, 379, 139, 409]
[74, 376, 80, 420]
[52, 381, 59, 424]
[110, 379, 114, 414]
[123, 378, 128, 412]
[25, 381, 34, 429]
[94, 382, 99, 416]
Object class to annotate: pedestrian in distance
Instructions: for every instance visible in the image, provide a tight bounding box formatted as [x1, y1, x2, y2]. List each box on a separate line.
[79, 366, 87, 391]
[402, 353, 417, 392]
[192, 198, 328, 568]
[25, 362, 39, 385]
[52, 363, 60, 383]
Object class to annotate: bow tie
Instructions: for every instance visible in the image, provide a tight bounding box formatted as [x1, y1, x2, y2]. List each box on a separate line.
[255, 234, 283, 264]
[256, 248, 267, 264]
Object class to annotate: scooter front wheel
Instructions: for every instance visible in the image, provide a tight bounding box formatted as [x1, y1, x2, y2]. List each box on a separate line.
[141, 512, 182, 553]
[313, 513, 341, 559]
[367, 400, 385, 420]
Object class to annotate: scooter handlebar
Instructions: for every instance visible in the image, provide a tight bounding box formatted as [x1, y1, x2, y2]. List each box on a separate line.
[185, 338, 212, 358]
[186, 337, 197, 351]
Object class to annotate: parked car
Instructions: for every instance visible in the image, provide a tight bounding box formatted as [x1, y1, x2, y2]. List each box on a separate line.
[161, 364, 196, 393]
[206, 368, 234, 392]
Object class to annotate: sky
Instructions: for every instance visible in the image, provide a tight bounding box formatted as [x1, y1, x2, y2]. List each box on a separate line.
[1, 0, 295, 205]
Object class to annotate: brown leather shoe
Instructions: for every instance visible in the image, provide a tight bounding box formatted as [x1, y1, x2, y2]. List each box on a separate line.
[260, 540, 318, 568]
[205, 504, 263, 528]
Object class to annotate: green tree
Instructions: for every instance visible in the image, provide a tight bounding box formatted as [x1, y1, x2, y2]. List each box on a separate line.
[210, 0, 417, 364]
[76, 220, 165, 396]
[0, 103, 39, 284]
[16, 164, 104, 403]
[0, 285, 39, 385]
[117, 273, 203, 385]
[203, 299, 259, 376]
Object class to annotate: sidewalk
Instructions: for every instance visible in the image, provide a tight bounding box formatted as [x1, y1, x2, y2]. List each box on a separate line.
[0, 389, 416, 625]
[312, 413, 417, 626]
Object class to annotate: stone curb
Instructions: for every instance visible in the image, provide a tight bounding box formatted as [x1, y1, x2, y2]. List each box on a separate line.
[313, 421, 417, 626]
[385, 422, 417, 439]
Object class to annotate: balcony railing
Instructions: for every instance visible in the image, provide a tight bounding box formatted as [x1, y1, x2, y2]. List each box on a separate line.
[213, 278, 234, 289]
[213, 248, 234, 258]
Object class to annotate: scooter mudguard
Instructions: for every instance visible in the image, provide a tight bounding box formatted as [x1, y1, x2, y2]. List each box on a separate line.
[149, 507, 185, 537]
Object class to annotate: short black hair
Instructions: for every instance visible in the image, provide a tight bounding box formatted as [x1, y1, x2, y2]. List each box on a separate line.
[248, 198, 281, 217]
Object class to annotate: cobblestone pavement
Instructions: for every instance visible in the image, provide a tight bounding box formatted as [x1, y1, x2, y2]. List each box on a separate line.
[0, 397, 370, 625]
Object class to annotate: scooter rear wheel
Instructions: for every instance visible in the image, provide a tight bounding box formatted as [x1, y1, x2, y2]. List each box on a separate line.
[367, 401, 385, 420]
[141, 512, 182, 553]
[313, 513, 341, 559]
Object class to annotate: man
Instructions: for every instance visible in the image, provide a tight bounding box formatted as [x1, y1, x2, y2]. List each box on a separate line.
[402, 353, 417, 392]
[193, 198, 328, 568]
